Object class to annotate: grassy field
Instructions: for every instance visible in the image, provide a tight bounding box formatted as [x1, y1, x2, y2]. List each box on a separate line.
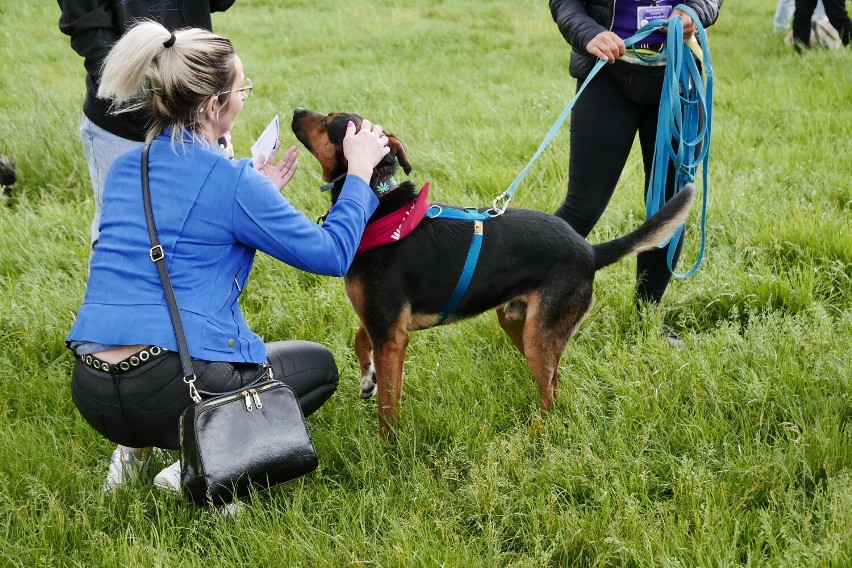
[1, 0, 851, 565]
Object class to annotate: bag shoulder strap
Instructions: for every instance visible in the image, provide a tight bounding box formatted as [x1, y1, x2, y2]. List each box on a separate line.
[141, 142, 201, 402]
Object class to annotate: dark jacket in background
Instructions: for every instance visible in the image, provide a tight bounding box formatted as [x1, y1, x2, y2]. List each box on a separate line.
[58, 0, 236, 141]
[549, 0, 723, 78]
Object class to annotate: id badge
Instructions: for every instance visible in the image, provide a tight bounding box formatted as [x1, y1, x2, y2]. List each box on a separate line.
[637, 5, 673, 29]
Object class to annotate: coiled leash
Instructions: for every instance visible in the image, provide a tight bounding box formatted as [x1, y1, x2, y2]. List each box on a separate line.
[643, 5, 713, 278]
[427, 4, 713, 322]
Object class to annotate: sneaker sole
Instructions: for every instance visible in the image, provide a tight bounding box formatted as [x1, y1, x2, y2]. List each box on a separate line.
[153, 477, 182, 494]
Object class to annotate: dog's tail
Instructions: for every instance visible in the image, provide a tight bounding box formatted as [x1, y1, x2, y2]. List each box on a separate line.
[592, 184, 695, 271]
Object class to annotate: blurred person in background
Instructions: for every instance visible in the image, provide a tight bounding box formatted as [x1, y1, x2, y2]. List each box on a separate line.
[57, 0, 237, 246]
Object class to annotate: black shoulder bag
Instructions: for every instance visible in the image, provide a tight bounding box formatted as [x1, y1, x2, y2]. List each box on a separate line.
[141, 143, 318, 506]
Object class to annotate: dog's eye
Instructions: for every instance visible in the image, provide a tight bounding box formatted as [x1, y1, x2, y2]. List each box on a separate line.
[320, 118, 327, 126]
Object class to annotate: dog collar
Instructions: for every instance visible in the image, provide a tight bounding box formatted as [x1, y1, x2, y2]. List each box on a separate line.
[373, 175, 399, 197]
[319, 174, 400, 197]
[319, 173, 346, 192]
[357, 184, 431, 254]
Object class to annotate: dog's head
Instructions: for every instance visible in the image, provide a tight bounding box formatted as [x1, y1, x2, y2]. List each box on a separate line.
[291, 108, 411, 193]
[0, 154, 15, 197]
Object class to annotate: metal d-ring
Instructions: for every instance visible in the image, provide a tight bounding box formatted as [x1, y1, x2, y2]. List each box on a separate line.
[426, 204, 443, 218]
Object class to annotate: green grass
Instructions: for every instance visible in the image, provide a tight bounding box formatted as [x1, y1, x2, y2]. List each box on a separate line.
[1, 0, 851, 565]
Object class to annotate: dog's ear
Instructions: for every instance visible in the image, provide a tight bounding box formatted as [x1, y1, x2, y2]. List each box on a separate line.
[385, 133, 412, 175]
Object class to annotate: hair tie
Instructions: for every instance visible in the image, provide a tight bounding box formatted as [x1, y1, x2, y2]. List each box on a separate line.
[163, 32, 176, 48]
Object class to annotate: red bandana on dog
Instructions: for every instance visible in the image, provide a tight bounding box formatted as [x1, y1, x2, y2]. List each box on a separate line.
[357, 184, 431, 254]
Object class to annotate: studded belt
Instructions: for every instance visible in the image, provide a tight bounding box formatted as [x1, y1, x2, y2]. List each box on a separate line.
[77, 345, 170, 375]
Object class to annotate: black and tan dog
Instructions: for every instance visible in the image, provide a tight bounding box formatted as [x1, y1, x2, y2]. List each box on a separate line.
[292, 108, 694, 437]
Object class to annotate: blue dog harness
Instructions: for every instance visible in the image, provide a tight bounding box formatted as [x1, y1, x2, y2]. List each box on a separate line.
[425, 205, 492, 325]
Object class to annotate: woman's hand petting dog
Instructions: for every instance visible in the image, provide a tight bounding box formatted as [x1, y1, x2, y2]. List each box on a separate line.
[343, 119, 390, 184]
[256, 142, 299, 190]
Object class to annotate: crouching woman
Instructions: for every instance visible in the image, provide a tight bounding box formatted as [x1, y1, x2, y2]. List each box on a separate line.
[66, 21, 390, 493]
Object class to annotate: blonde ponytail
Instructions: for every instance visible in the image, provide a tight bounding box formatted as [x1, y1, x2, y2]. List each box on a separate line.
[97, 21, 236, 143]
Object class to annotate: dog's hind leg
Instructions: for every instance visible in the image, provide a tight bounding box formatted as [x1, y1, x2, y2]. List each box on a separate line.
[496, 300, 527, 356]
[354, 325, 377, 399]
[522, 285, 593, 411]
[372, 324, 410, 439]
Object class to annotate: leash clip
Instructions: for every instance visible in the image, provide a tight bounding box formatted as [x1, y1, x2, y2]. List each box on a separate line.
[184, 375, 202, 403]
[487, 192, 511, 217]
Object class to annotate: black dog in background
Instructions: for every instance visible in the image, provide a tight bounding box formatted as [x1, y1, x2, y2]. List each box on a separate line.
[0, 154, 16, 197]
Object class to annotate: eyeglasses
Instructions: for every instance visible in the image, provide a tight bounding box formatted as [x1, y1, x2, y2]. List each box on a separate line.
[218, 77, 253, 101]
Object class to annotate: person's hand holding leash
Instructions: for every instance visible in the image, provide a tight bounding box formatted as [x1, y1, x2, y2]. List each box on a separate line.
[256, 142, 298, 190]
[343, 119, 390, 184]
[665, 9, 696, 39]
[586, 31, 626, 63]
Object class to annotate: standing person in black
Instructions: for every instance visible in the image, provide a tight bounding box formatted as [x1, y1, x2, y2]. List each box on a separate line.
[57, 1, 240, 246]
[793, 0, 852, 49]
[549, 0, 722, 343]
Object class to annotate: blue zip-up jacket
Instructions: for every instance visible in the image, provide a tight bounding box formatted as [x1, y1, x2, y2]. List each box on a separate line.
[67, 134, 379, 363]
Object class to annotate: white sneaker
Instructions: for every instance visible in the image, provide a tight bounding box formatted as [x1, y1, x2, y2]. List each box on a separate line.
[103, 447, 150, 492]
[153, 460, 182, 495]
[218, 501, 246, 518]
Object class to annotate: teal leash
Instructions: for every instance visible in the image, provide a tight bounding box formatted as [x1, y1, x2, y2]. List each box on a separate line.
[428, 6, 714, 322]
[495, 4, 712, 277]
[490, 19, 669, 215]
[644, 4, 713, 278]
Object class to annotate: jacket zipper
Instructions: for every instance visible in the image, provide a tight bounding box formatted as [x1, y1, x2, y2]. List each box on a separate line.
[219, 268, 242, 310]
[609, 0, 617, 31]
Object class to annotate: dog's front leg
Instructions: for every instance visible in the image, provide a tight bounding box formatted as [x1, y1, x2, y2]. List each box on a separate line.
[354, 325, 377, 398]
[372, 327, 409, 439]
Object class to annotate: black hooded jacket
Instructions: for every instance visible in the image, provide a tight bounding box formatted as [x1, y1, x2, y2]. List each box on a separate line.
[58, 0, 235, 141]
[549, 0, 723, 78]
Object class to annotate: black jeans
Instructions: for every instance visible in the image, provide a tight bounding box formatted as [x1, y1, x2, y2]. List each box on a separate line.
[793, 0, 852, 46]
[554, 60, 683, 305]
[71, 340, 339, 450]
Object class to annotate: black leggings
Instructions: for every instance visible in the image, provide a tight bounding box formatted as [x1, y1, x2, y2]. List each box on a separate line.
[793, 0, 852, 46]
[554, 60, 683, 305]
[71, 340, 339, 450]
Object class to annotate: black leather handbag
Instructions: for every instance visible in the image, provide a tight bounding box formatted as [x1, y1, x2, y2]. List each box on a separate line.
[141, 143, 318, 506]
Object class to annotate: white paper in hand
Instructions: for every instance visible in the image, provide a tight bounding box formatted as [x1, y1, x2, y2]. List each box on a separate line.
[251, 115, 280, 166]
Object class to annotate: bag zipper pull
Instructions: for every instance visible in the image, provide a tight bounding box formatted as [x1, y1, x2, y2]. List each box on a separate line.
[244, 391, 253, 411]
[251, 389, 262, 410]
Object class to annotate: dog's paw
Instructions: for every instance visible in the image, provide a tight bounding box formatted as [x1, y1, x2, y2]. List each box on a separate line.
[360, 371, 377, 399]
